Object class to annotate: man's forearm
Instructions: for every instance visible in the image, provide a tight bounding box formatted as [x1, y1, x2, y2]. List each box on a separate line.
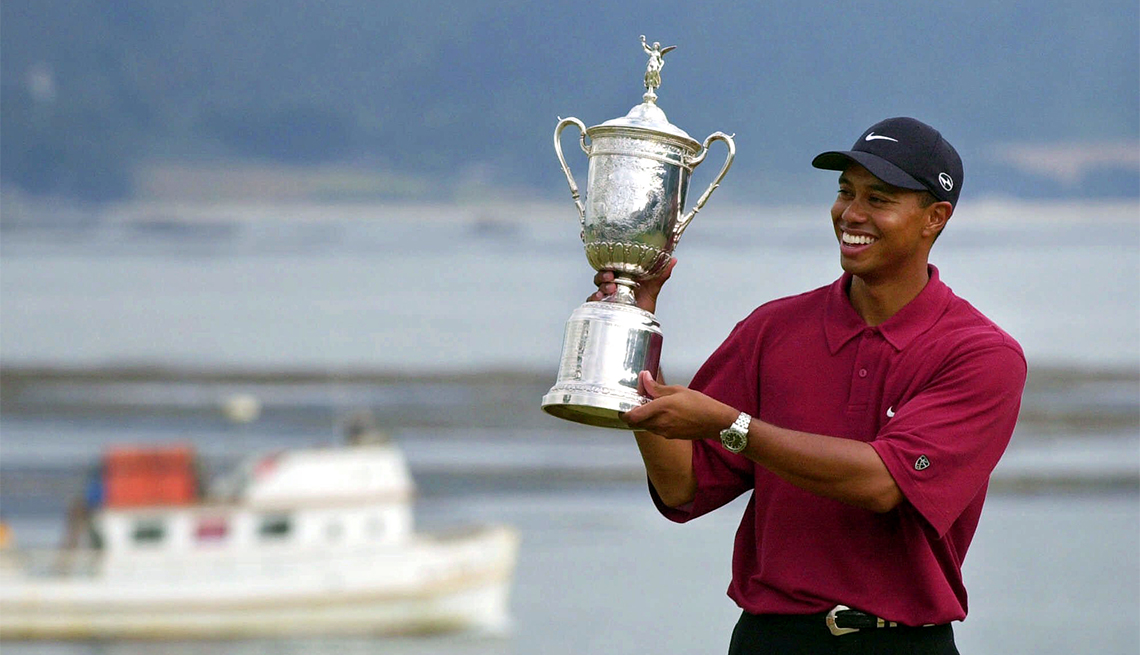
[741, 420, 903, 513]
[634, 429, 696, 508]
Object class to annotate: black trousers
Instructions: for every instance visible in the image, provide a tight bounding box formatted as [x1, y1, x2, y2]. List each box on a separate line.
[727, 611, 960, 655]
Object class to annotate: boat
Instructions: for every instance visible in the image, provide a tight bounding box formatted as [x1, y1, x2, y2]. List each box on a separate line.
[0, 416, 520, 640]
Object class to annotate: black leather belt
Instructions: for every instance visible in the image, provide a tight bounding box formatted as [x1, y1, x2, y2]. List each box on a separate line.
[825, 605, 902, 636]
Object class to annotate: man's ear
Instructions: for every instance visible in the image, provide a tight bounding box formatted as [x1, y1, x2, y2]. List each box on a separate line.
[924, 202, 952, 238]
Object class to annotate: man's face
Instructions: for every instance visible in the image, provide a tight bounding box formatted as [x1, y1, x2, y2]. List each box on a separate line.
[830, 164, 945, 284]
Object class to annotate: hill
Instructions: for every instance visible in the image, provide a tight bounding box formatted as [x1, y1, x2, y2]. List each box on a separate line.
[1, 0, 1137, 202]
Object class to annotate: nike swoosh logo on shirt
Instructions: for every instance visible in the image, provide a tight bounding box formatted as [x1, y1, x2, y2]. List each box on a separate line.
[886, 406, 896, 418]
[865, 133, 899, 142]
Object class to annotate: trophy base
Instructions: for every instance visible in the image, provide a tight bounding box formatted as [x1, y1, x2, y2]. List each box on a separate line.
[541, 387, 646, 430]
[541, 301, 663, 431]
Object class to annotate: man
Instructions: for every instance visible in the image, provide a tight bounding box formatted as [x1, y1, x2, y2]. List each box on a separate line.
[593, 117, 1027, 654]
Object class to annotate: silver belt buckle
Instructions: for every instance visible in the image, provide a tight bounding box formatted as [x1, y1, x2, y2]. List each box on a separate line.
[826, 605, 859, 636]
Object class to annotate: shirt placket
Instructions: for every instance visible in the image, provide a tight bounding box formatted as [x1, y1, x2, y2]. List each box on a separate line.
[847, 328, 882, 421]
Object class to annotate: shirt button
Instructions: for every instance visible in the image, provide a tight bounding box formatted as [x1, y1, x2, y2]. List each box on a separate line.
[858, 368, 868, 378]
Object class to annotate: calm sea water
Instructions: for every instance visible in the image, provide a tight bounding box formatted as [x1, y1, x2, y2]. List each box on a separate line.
[2, 483, 1137, 655]
[1, 199, 1137, 373]
[1, 199, 1138, 654]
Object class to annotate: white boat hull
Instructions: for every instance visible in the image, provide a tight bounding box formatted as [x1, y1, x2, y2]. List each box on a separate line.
[0, 525, 519, 640]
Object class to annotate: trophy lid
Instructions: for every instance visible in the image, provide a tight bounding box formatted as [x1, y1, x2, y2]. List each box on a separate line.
[596, 102, 696, 143]
[590, 36, 698, 147]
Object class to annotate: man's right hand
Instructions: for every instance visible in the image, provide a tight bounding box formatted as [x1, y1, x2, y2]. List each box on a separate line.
[589, 257, 677, 315]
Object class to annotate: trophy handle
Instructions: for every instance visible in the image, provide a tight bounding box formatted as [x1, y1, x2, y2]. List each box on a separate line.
[676, 131, 736, 240]
[554, 117, 591, 229]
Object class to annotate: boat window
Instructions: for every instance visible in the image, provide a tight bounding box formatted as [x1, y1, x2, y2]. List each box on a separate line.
[132, 519, 165, 544]
[258, 514, 291, 540]
[195, 516, 229, 542]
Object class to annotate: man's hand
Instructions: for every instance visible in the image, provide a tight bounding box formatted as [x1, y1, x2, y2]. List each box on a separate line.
[621, 371, 739, 440]
[590, 258, 677, 315]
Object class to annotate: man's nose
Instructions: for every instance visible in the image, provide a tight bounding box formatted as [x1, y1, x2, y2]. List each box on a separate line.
[841, 200, 869, 223]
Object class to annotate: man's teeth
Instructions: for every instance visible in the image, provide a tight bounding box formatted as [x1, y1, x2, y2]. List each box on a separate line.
[842, 232, 876, 246]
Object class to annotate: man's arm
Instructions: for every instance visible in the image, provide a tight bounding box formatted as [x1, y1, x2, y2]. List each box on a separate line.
[736, 420, 903, 513]
[622, 372, 903, 513]
[633, 429, 695, 508]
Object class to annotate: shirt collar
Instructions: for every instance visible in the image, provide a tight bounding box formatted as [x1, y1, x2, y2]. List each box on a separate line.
[824, 265, 952, 354]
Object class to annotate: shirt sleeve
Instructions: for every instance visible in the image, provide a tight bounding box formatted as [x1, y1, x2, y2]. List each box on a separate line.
[870, 341, 1027, 537]
[650, 317, 761, 523]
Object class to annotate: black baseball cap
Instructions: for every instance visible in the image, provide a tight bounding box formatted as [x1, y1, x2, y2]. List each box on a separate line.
[812, 117, 963, 207]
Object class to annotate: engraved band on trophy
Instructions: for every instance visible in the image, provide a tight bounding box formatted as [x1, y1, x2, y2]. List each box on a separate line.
[541, 36, 736, 429]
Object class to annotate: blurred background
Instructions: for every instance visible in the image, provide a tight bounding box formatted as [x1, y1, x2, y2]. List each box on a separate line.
[1, 1, 1137, 654]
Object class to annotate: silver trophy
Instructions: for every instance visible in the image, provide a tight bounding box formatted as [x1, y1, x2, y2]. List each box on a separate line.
[542, 36, 736, 429]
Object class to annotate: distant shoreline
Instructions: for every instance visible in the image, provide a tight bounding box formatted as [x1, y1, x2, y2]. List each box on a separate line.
[1, 364, 1135, 496]
[2, 361, 1135, 382]
[2, 363, 1136, 435]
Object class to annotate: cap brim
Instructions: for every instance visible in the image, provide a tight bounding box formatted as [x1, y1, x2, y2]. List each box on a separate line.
[811, 151, 927, 191]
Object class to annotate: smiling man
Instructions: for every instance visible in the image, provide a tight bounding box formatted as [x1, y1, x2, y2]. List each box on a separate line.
[593, 117, 1027, 654]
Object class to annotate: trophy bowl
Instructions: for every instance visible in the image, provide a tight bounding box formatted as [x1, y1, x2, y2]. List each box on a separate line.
[541, 37, 735, 429]
[581, 120, 693, 282]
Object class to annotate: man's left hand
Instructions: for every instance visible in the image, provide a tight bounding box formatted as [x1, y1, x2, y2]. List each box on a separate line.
[620, 371, 740, 440]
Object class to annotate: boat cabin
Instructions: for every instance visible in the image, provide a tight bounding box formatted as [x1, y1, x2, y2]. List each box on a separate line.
[82, 439, 415, 560]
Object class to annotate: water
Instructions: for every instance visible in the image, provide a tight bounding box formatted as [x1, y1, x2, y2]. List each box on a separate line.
[2, 485, 1137, 655]
[1, 199, 1137, 373]
[1, 199, 1138, 653]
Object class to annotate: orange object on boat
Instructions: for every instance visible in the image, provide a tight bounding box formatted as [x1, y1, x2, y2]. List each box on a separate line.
[103, 445, 198, 508]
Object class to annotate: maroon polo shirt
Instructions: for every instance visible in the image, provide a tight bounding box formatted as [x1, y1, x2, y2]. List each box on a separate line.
[652, 265, 1026, 626]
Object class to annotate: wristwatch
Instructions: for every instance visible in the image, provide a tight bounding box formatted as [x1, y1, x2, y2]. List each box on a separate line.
[719, 412, 751, 454]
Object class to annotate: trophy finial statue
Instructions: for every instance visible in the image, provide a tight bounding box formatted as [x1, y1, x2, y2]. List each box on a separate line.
[640, 35, 676, 104]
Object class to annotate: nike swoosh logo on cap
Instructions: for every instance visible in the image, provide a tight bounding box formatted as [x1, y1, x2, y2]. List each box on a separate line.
[865, 132, 899, 142]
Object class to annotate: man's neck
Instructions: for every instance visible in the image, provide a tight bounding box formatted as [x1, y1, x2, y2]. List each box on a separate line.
[848, 266, 931, 327]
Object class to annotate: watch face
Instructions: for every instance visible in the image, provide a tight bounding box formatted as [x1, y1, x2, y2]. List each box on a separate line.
[721, 429, 746, 453]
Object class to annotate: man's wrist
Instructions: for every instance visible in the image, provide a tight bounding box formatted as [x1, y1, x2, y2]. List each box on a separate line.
[719, 411, 751, 454]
